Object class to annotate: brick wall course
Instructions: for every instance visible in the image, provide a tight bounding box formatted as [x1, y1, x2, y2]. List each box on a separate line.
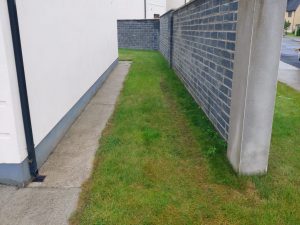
[171, 0, 238, 139]
[159, 10, 174, 65]
[117, 20, 160, 50]
[117, 0, 239, 140]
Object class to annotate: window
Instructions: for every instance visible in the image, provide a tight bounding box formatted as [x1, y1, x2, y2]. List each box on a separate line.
[154, 14, 160, 19]
[288, 11, 293, 17]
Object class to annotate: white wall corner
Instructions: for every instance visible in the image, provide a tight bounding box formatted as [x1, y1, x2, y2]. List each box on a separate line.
[0, 0, 28, 164]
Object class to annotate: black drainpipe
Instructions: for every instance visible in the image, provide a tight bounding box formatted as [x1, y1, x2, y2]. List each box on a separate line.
[7, 0, 38, 178]
[144, 0, 147, 19]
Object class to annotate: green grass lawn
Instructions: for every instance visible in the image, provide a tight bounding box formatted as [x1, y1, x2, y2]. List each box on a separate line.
[70, 50, 300, 225]
[286, 32, 297, 37]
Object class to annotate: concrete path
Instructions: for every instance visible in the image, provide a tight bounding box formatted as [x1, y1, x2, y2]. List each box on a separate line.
[279, 61, 300, 92]
[0, 61, 131, 225]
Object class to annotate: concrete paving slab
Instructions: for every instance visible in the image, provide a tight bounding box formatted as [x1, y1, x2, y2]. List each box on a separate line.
[92, 62, 130, 105]
[0, 188, 80, 225]
[0, 61, 131, 225]
[278, 61, 300, 92]
[0, 185, 17, 206]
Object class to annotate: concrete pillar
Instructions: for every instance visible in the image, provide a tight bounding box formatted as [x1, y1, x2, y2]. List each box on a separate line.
[227, 0, 287, 175]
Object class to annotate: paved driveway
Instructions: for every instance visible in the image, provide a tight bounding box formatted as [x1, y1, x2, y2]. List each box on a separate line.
[281, 36, 300, 68]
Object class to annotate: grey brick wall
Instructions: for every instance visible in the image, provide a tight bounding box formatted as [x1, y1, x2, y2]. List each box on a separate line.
[172, 0, 238, 139]
[117, 0, 238, 140]
[117, 20, 160, 50]
[159, 10, 174, 65]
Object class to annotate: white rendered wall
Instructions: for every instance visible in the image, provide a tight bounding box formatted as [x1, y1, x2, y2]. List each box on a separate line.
[15, 0, 118, 146]
[0, 0, 27, 164]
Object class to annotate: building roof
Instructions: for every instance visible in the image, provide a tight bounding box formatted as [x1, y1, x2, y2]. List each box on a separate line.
[287, 0, 300, 12]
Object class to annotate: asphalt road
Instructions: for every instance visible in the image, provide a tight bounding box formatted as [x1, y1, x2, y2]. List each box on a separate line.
[279, 37, 300, 92]
[281, 37, 300, 68]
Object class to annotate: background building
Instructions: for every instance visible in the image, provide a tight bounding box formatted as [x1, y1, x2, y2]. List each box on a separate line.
[147, 0, 166, 18]
[285, 0, 300, 33]
[114, 0, 166, 19]
[166, 0, 191, 11]
[114, 0, 194, 20]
